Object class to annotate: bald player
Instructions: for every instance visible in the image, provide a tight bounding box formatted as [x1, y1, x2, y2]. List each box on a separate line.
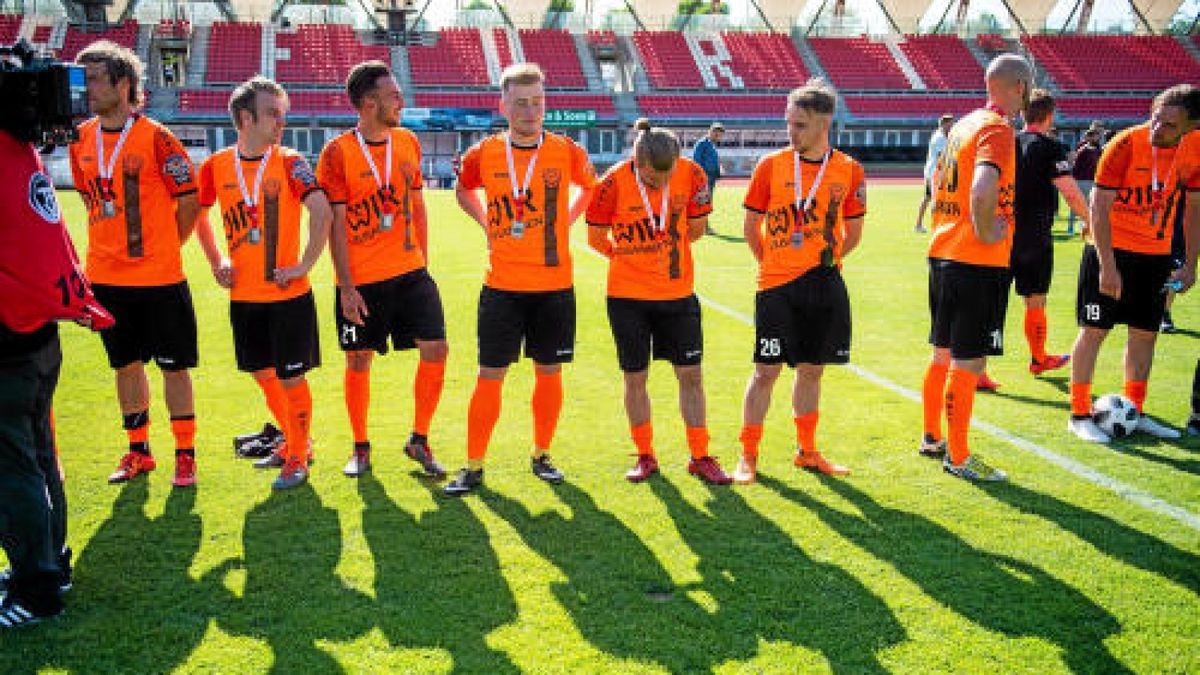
[919, 54, 1032, 482]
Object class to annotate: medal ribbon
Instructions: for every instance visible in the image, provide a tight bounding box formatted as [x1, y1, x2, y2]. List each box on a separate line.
[96, 116, 135, 204]
[235, 146, 273, 221]
[792, 149, 831, 233]
[504, 132, 542, 222]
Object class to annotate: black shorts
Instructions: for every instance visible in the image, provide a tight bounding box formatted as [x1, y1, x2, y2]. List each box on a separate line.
[335, 268, 446, 354]
[92, 281, 198, 371]
[607, 295, 703, 372]
[230, 291, 321, 379]
[754, 267, 851, 366]
[1010, 241, 1053, 297]
[928, 259, 1008, 359]
[477, 286, 575, 368]
[1171, 213, 1186, 270]
[1075, 245, 1171, 332]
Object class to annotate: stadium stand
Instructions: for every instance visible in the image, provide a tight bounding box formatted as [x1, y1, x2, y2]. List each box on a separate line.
[1055, 96, 1152, 120]
[898, 34, 983, 89]
[205, 22, 262, 84]
[0, 13, 21, 45]
[274, 24, 389, 85]
[59, 20, 138, 62]
[808, 36, 910, 90]
[413, 91, 616, 116]
[407, 27, 491, 87]
[637, 94, 782, 119]
[154, 19, 190, 40]
[632, 30, 704, 89]
[518, 29, 587, 88]
[180, 88, 352, 116]
[493, 27, 515, 70]
[843, 95, 980, 119]
[720, 31, 808, 90]
[1020, 35, 1200, 91]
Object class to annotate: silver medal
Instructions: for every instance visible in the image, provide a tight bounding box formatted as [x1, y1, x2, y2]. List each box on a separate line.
[102, 200, 116, 218]
[790, 231, 803, 248]
[249, 227, 261, 245]
[511, 221, 526, 239]
[380, 213, 394, 232]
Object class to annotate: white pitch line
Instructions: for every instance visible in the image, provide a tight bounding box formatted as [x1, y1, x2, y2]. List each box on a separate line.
[695, 292, 1200, 532]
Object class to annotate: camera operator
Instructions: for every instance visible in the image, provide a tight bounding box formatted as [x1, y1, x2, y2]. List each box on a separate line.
[0, 41, 111, 628]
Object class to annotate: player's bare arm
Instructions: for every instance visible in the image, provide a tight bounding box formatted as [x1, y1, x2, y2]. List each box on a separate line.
[455, 184, 488, 233]
[194, 211, 233, 288]
[175, 192, 200, 242]
[1052, 175, 1090, 231]
[412, 189, 430, 262]
[587, 225, 613, 258]
[327, 202, 368, 325]
[969, 163, 1002, 244]
[841, 216, 865, 257]
[566, 185, 597, 226]
[1088, 187, 1122, 300]
[686, 216, 706, 242]
[274, 189, 332, 288]
[743, 210, 764, 261]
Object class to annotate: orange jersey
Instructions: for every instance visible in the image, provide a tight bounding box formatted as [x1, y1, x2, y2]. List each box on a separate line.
[1095, 123, 1179, 255]
[317, 128, 426, 286]
[1169, 131, 1200, 192]
[743, 147, 866, 291]
[458, 132, 597, 292]
[927, 107, 1016, 267]
[70, 115, 197, 286]
[198, 145, 322, 302]
[586, 157, 712, 300]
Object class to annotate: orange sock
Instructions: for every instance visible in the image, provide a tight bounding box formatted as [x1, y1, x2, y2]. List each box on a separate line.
[344, 368, 370, 444]
[255, 374, 290, 432]
[284, 381, 312, 464]
[739, 424, 763, 457]
[630, 422, 654, 456]
[1071, 382, 1092, 417]
[1124, 380, 1148, 413]
[794, 411, 818, 455]
[531, 370, 563, 452]
[945, 367, 978, 465]
[922, 362, 949, 440]
[170, 415, 196, 452]
[412, 359, 445, 437]
[1025, 307, 1048, 363]
[685, 426, 709, 459]
[467, 377, 503, 464]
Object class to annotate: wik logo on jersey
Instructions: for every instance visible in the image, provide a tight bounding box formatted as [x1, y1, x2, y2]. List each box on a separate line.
[28, 172, 61, 224]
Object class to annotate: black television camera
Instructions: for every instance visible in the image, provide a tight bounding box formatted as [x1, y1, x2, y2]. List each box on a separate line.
[0, 39, 89, 148]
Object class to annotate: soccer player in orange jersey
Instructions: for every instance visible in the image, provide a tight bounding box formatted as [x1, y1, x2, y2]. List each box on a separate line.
[194, 77, 332, 490]
[317, 61, 449, 479]
[445, 63, 598, 496]
[733, 79, 866, 484]
[69, 41, 202, 487]
[1167, 129, 1200, 434]
[1067, 85, 1200, 443]
[918, 54, 1031, 482]
[586, 126, 732, 484]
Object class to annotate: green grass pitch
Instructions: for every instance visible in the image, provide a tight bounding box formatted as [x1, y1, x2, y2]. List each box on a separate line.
[1, 183, 1197, 673]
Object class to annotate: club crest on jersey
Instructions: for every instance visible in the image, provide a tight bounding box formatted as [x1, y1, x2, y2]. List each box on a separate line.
[29, 172, 61, 223]
[292, 159, 318, 188]
[694, 181, 712, 207]
[163, 154, 193, 186]
[543, 168, 562, 189]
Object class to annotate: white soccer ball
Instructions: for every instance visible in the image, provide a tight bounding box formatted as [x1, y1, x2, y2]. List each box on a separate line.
[1093, 394, 1139, 439]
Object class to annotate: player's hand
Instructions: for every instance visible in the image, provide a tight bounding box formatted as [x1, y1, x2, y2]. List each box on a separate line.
[1169, 266, 1195, 294]
[1079, 222, 1091, 241]
[1098, 264, 1122, 300]
[272, 264, 308, 289]
[212, 260, 235, 289]
[339, 285, 369, 325]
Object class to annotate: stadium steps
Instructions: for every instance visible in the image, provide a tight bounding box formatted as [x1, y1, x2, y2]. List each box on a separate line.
[135, 22, 153, 64]
[1179, 35, 1200, 67]
[962, 39, 991, 72]
[790, 29, 829, 83]
[572, 32, 605, 92]
[260, 22, 275, 80]
[612, 90, 640, 124]
[480, 26, 502, 85]
[16, 14, 35, 41]
[186, 25, 209, 87]
[146, 86, 178, 116]
[391, 46, 415, 107]
[616, 34, 651, 92]
[504, 26, 525, 62]
[47, 18, 67, 51]
[881, 34, 925, 90]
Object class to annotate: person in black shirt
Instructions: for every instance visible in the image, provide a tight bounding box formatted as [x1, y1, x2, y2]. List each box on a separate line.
[1010, 89, 1090, 377]
[1068, 123, 1103, 235]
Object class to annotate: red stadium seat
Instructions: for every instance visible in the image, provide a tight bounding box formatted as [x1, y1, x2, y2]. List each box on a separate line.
[808, 36, 910, 90]
[206, 22, 262, 84]
[0, 14, 22, 45]
[58, 20, 138, 62]
[407, 28, 491, 87]
[898, 35, 983, 90]
[1021, 35, 1200, 91]
[632, 31, 704, 89]
[636, 94, 782, 118]
[1055, 96, 1152, 120]
[842, 95, 979, 118]
[413, 91, 615, 116]
[518, 29, 586, 88]
[275, 24, 389, 86]
[720, 32, 809, 90]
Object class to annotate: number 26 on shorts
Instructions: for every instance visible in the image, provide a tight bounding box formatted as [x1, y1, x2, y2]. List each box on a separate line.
[758, 338, 781, 358]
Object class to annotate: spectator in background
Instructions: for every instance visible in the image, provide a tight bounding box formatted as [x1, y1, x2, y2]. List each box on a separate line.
[914, 114, 953, 233]
[692, 122, 723, 234]
[1069, 122, 1104, 235]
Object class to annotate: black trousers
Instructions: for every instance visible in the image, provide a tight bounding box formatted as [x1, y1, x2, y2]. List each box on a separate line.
[0, 330, 65, 613]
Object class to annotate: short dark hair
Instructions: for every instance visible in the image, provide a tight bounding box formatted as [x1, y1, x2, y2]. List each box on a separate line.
[1154, 84, 1200, 121]
[346, 60, 393, 110]
[787, 77, 837, 115]
[632, 117, 651, 132]
[76, 40, 144, 107]
[228, 76, 287, 129]
[1024, 88, 1055, 124]
[634, 127, 681, 172]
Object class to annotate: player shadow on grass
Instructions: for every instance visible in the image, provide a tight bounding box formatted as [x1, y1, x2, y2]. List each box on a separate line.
[762, 475, 1133, 674]
[481, 481, 748, 673]
[1105, 436, 1200, 475]
[980, 481, 1200, 596]
[201, 484, 374, 674]
[648, 477, 905, 674]
[357, 473, 520, 673]
[11, 479, 207, 674]
[989, 386, 1073, 412]
[704, 231, 746, 244]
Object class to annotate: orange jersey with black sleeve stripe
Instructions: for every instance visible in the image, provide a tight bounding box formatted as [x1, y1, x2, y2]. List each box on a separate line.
[926, 108, 1016, 268]
[586, 157, 712, 300]
[317, 128, 426, 286]
[1094, 123, 1179, 255]
[457, 132, 597, 292]
[743, 147, 866, 291]
[197, 145, 322, 302]
[69, 115, 197, 286]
